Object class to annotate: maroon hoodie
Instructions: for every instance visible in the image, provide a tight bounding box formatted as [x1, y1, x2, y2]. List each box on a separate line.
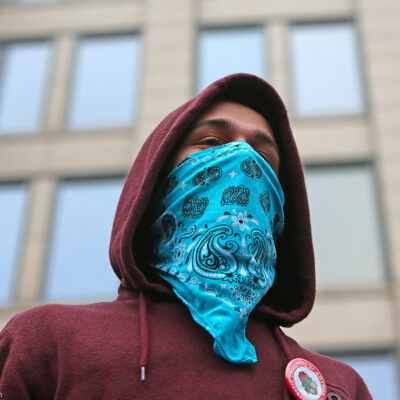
[0, 74, 371, 399]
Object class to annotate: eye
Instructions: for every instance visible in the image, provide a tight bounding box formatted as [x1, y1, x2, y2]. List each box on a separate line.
[200, 138, 221, 146]
[258, 152, 270, 162]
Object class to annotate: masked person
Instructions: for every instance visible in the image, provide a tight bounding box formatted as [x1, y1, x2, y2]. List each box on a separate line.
[0, 74, 371, 399]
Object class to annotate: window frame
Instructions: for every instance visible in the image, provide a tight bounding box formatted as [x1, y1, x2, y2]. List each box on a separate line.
[43, 175, 125, 302]
[195, 24, 268, 94]
[65, 31, 142, 132]
[304, 160, 389, 289]
[288, 18, 369, 118]
[0, 38, 53, 136]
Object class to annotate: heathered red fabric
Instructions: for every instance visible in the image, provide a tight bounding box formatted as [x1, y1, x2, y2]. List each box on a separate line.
[0, 74, 371, 399]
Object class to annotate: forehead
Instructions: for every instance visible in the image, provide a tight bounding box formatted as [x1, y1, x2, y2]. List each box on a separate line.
[195, 101, 275, 140]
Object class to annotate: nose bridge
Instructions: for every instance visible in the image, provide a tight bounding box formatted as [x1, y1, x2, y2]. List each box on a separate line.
[235, 135, 248, 144]
[230, 122, 253, 144]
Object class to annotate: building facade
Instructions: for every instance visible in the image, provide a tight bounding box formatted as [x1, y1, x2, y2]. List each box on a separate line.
[0, 0, 399, 397]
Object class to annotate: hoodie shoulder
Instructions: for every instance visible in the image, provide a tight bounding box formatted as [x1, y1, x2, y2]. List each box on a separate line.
[312, 352, 372, 399]
[0, 304, 65, 399]
[1, 301, 141, 399]
[285, 335, 373, 399]
[3, 300, 139, 340]
[1, 303, 100, 369]
[3, 303, 69, 342]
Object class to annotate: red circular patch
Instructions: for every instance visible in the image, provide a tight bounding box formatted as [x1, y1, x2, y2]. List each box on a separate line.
[285, 358, 327, 400]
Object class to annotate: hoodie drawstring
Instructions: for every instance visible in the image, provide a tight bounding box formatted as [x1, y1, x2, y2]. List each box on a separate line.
[136, 307, 301, 391]
[139, 290, 149, 382]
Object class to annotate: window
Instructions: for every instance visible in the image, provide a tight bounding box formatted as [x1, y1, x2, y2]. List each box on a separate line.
[67, 34, 141, 130]
[0, 183, 28, 305]
[44, 178, 123, 301]
[290, 21, 365, 116]
[336, 353, 400, 400]
[0, 41, 52, 134]
[305, 164, 385, 288]
[197, 27, 265, 92]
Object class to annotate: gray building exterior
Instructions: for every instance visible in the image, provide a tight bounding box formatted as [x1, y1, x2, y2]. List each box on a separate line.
[0, 0, 399, 397]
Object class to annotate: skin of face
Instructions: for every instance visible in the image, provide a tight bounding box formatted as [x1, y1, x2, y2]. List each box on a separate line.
[163, 101, 280, 178]
[139, 101, 281, 266]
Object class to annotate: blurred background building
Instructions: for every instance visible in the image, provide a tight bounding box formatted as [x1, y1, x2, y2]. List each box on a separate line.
[0, 0, 399, 397]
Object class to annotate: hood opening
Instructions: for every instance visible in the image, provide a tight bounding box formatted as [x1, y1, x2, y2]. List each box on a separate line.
[110, 73, 315, 327]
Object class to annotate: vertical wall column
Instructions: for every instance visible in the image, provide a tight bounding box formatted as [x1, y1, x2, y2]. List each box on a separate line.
[358, 0, 400, 356]
[135, 0, 195, 151]
[44, 34, 75, 133]
[268, 21, 290, 107]
[15, 177, 56, 304]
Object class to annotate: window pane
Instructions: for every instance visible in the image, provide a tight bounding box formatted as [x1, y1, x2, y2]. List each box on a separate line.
[45, 178, 123, 301]
[197, 27, 265, 92]
[67, 35, 141, 129]
[290, 21, 365, 116]
[0, 41, 52, 134]
[337, 354, 400, 400]
[305, 165, 385, 288]
[0, 183, 28, 305]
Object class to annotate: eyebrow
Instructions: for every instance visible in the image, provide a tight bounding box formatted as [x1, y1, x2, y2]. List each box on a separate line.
[192, 118, 279, 151]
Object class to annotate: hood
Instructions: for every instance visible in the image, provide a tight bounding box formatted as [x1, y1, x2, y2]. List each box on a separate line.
[109, 73, 315, 327]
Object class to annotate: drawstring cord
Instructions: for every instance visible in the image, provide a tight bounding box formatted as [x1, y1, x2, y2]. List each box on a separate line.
[137, 299, 294, 389]
[139, 290, 149, 382]
[136, 302, 298, 397]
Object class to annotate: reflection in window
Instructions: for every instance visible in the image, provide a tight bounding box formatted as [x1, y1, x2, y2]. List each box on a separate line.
[45, 178, 123, 301]
[337, 353, 400, 400]
[305, 164, 385, 288]
[0, 41, 52, 134]
[197, 27, 265, 92]
[0, 183, 28, 305]
[67, 34, 141, 130]
[290, 21, 365, 116]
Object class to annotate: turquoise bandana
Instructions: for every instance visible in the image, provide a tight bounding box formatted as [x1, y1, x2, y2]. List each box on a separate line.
[147, 141, 285, 363]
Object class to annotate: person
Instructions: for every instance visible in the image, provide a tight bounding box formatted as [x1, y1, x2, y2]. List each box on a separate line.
[0, 73, 371, 399]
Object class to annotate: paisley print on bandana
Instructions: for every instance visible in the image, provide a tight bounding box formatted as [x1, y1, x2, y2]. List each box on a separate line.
[188, 224, 240, 279]
[182, 195, 209, 218]
[259, 191, 271, 215]
[240, 157, 262, 180]
[161, 214, 177, 243]
[192, 166, 222, 186]
[221, 185, 250, 206]
[147, 141, 284, 364]
[164, 175, 179, 194]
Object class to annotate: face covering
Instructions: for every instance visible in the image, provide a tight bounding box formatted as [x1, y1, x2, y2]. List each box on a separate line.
[147, 141, 285, 364]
